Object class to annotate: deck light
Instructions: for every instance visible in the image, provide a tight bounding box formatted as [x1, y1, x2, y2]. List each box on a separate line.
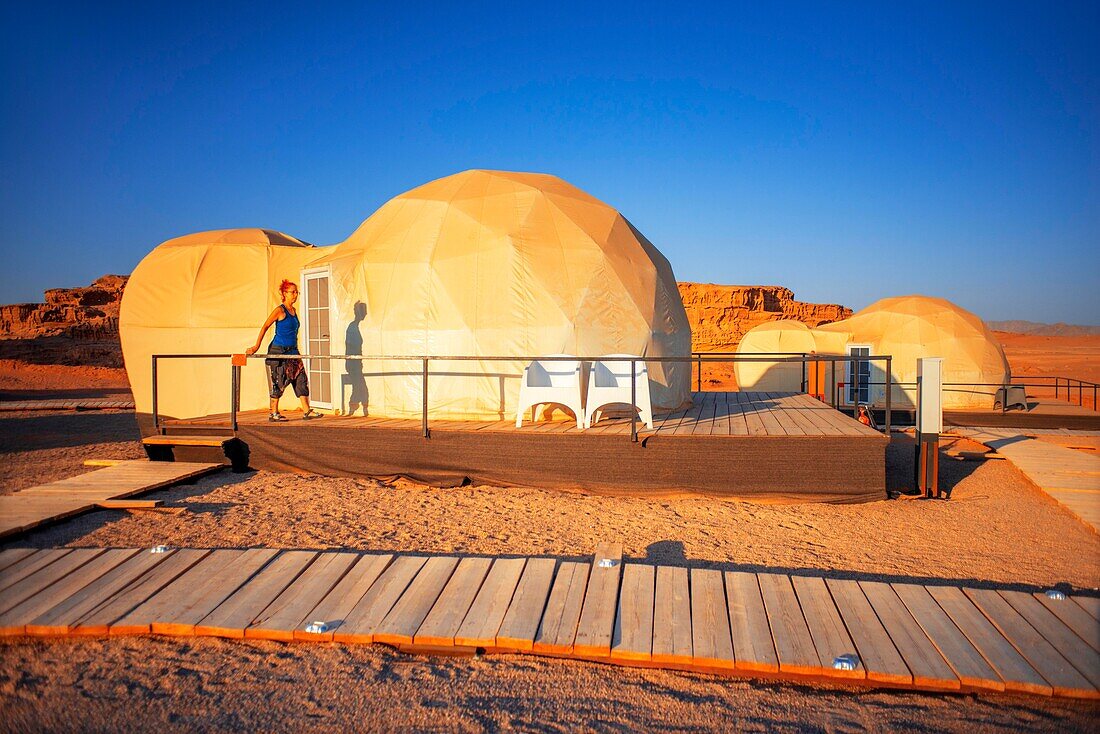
[1044, 589, 1066, 601]
[150, 545, 169, 554]
[304, 621, 329, 633]
[832, 654, 859, 671]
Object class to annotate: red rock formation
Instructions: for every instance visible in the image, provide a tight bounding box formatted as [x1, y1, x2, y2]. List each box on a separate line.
[677, 283, 850, 352]
[0, 275, 127, 366]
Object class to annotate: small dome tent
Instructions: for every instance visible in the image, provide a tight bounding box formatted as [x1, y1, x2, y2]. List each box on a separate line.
[309, 169, 693, 420]
[734, 320, 816, 392]
[735, 295, 1010, 409]
[120, 228, 335, 425]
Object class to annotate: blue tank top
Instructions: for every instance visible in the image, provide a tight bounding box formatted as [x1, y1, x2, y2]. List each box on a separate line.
[272, 304, 299, 347]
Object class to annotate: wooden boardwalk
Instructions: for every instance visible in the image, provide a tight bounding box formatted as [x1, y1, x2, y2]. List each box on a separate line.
[958, 428, 1100, 532]
[1, 545, 1096, 699]
[0, 461, 222, 540]
[0, 398, 135, 411]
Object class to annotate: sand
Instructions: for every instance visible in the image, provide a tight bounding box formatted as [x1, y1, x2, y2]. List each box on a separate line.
[2, 407, 1099, 731]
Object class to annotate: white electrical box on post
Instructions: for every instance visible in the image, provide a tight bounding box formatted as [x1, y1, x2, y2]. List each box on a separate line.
[915, 357, 945, 498]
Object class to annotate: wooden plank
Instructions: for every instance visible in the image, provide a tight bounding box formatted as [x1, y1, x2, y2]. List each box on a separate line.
[724, 393, 748, 436]
[964, 588, 1095, 698]
[533, 561, 589, 654]
[496, 557, 556, 651]
[928, 585, 1051, 695]
[1034, 592, 1100, 651]
[1071, 595, 1100, 621]
[142, 435, 229, 447]
[0, 548, 37, 573]
[892, 583, 1004, 692]
[454, 558, 526, 648]
[111, 549, 277, 635]
[611, 563, 655, 662]
[573, 543, 625, 657]
[826, 578, 911, 685]
[413, 557, 493, 646]
[859, 581, 959, 691]
[741, 397, 769, 437]
[725, 571, 779, 673]
[1000, 590, 1100, 690]
[690, 568, 734, 670]
[690, 391, 718, 436]
[791, 576, 864, 680]
[195, 551, 317, 638]
[651, 565, 693, 665]
[26, 549, 174, 635]
[76, 549, 211, 635]
[758, 573, 819, 675]
[373, 556, 460, 645]
[333, 555, 427, 644]
[95, 500, 162, 509]
[295, 553, 395, 641]
[0, 549, 71, 593]
[0, 549, 136, 635]
[671, 399, 705, 436]
[0, 549, 102, 617]
[247, 551, 360, 641]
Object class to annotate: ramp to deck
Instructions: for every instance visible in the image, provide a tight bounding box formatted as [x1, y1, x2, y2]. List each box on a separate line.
[0, 461, 222, 539]
[958, 428, 1100, 532]
[0, 545, 1096, 700]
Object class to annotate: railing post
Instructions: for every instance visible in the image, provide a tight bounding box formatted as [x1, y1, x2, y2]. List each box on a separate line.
[696, 353, 702, 393]
[884, 356, 891, 435]
[631, 358, 638, 444]
[230, 362, 239, 433]
[1093, 384, 1097, 412]
[801, 357, 806, 394]
[151, 355, 160, 434]
[1055, 377, 1059, 400]
[422, 358, 429, 438]
[1079, 380, 1084, 407]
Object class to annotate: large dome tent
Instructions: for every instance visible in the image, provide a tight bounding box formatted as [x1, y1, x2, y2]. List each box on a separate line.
[307, 169, 693, 420]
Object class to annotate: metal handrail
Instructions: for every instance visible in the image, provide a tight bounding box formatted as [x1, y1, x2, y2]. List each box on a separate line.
[152, 351, 896, 442]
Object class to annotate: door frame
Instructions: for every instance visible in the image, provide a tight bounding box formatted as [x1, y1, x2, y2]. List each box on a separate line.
[300, 266, 333, 409]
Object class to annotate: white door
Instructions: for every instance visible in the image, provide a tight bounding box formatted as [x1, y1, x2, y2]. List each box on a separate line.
[303, 271, 332, 408]
[846, 345, 871, 405]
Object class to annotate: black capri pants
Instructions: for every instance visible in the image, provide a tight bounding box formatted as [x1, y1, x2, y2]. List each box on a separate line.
[265, 344, 309, 399]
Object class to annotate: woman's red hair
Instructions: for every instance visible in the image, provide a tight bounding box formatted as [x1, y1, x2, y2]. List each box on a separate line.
[279, 279, 296, 294]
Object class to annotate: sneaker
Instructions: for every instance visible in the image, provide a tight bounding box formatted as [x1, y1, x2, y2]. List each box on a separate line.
[269, 413, 288, 422]
[303, 410, 323, 420]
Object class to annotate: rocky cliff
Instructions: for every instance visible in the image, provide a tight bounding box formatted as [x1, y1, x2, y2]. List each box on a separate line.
[677, 283, 851, 352]
[0, 275, 127, 366]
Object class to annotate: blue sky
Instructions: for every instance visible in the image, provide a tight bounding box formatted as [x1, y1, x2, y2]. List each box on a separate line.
[2, 1, 1097, 323]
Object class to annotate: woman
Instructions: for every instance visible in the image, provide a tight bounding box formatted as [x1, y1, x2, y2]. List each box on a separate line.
[245, 280, 323, 421]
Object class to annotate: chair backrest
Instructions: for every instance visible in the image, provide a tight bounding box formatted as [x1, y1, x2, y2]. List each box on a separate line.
[526, 355, 581, 388]
[592, 354, 646, 388]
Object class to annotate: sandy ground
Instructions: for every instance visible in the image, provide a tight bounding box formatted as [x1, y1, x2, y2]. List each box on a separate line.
[0, 360, 131, 400]
[2, 408, 1099, 731]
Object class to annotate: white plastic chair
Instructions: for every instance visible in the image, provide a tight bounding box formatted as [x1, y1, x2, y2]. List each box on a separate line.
[515, 355, 586, 430]
[585, 355, 653, 430]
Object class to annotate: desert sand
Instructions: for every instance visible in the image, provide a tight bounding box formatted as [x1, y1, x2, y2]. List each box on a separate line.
[1, 331, 1098, 731]
[1, 404, 1098, 731]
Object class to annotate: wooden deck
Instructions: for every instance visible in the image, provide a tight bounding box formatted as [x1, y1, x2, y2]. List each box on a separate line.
[957, 428, 1100, 532]
[0, 545, 1096, 699]
[0, 461, 222, 540]
[155, 392, 888, 503]
[180, 391, 881, 438]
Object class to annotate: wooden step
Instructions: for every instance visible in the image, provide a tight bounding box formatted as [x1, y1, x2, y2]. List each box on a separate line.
[143, 435, 231, 447]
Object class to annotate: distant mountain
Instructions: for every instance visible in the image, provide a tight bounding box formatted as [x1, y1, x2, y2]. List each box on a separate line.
[988, 320, 1100, 337]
